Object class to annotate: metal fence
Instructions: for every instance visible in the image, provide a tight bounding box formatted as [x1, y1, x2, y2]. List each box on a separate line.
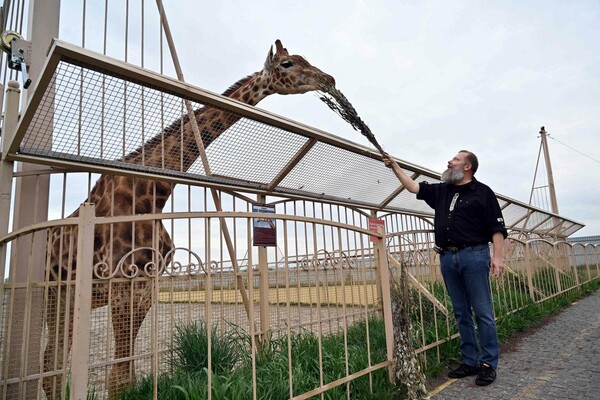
[1, 201, 598, 399]
[0, 2, 597, 399]
[0, 200, 394, 399]
[383, 216, 600, 369]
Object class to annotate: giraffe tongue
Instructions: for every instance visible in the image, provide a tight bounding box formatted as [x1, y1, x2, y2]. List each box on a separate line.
[318, 87, 384, 155]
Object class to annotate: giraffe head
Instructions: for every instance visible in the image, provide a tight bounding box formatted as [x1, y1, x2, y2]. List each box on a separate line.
[262, 39, 335, 95]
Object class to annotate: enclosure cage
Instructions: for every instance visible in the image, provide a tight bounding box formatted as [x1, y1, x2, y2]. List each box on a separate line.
[0, 1, 596, 400]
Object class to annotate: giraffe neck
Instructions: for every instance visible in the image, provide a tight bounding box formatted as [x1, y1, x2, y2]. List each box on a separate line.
[87, 72, 276, 216]
[124, 71, 273, 172]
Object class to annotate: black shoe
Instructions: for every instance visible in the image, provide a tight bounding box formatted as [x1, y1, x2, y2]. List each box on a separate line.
[447, 363, 479, 379]
[475, 363, 497, 386]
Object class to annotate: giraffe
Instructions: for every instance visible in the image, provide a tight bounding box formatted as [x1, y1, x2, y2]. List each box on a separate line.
[42, 39, 335, 398]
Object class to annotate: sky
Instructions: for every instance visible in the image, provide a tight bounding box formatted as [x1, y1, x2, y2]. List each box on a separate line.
[57, 0, 600, 237]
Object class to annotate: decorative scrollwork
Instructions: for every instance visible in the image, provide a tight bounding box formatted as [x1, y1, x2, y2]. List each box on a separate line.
[315, 249, 334, 270]
[210, 260, 220, 272]
[116, 247, 165, 278]
[299, 256, 312, 271]
[92, 246, 207, 279]
[93, 259, 115, 279]
[163, 247, 204, 276]
[142, 259, 163, 277]
[339, 251, 356, 269]
[298, 249, 361, 271]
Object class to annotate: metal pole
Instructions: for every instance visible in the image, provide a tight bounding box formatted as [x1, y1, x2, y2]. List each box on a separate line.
[0, 81, 19, 398]
[539, 127, 559, 214]
[69, 203, 95, 400]
[373, 218, 394, 383]
[528, 139, 544, 206]
[525, 242, 536, 301]
[257, 195, 270, 340]
[7, 1, 60, 397]
[371, 211, 394, 383]
[0, 80, 17, 230]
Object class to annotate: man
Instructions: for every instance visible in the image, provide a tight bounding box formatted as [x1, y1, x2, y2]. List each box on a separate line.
[382, 150, 507, 386]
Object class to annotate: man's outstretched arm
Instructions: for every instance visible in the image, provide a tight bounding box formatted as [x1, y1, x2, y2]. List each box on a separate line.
[381, 153, 420, 194]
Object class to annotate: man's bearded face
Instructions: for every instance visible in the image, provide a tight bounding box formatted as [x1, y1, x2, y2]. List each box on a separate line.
[441, 166, 465, 184]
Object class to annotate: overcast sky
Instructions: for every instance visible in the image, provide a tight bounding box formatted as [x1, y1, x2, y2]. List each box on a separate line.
[60, 0, 600, 237]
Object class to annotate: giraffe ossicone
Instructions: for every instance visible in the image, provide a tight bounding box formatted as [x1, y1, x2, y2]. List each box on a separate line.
[43, 39, 335, 398]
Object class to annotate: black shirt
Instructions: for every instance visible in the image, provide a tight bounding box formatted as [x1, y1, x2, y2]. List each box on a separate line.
[417, 178, 508, 248]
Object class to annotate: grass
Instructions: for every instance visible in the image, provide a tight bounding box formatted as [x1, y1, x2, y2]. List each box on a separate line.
[113, 273, 599, 399]
[169, 321, 242, 375]
[495, 278, 600, 343]
[116, 317, 398, 400]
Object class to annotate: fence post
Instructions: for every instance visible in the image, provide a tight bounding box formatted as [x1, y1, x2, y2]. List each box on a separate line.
[595, 245, 600, 279]
[524, 241, 536, 301]
[70, 203, 96, 399]
[570, 244, 580, 288]
[374, 222, 394, 383]
[257, 195, 270, 341]
[0, 81, 17, 304]
[553, 243, 562, 294]
[585, 245, 592, 282]
[0, 80, 18, 397]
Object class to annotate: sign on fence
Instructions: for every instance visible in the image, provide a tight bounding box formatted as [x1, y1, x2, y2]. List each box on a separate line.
[253, 204, 277, 246]
[369, 218, 385, 242]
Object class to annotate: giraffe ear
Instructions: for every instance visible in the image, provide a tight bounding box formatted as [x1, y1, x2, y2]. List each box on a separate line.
[264, 44, 274, 71]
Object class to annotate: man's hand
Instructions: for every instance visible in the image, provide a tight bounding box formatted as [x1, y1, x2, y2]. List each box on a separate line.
[381, 152, 394, 169]
[491, 256, 505, 278]
[381, 152, 420, 194]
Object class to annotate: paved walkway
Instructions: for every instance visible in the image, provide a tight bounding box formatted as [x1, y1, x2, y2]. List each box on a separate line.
[429, 289, 600, 400]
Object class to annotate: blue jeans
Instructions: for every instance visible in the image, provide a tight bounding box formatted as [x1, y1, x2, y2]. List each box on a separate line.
[440, 243, 499, 369]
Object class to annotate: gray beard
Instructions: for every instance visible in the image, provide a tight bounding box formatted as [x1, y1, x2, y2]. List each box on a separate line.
[441, 168, 464, 184]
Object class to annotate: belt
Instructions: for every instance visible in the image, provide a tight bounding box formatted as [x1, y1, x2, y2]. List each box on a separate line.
[433, 243, 487, 255]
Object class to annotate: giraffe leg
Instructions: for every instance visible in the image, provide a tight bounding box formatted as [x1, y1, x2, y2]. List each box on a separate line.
[107, 280, 152, 397]
[43, 285, 74, 400]
[105, 221, 172, 397]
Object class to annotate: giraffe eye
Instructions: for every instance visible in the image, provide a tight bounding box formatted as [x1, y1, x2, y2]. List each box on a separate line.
[281, 60, 293, 68]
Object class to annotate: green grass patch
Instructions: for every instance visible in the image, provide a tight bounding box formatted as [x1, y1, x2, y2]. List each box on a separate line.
[114, 275, 599, 399]
[116, 317, 399, 400]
